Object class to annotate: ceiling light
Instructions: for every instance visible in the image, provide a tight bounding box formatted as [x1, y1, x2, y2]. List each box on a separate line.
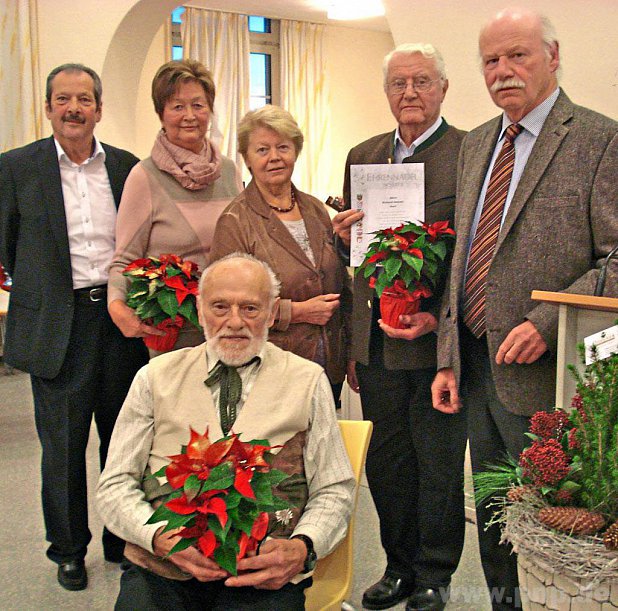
[327, 0, 385, 20]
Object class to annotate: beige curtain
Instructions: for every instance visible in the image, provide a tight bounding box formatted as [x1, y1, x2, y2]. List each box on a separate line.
[0, 0, 43, 152]
[182, 8, 250, 169]
[280, 20, 328, 198]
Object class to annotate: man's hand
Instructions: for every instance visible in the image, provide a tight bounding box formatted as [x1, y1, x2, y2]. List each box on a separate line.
[495, 320, 548, 365]
[347, 359, 360, 393]
[291, 294, 340, 326]
[431, 368, 461, 414]
[108, 299, 165, 339]
[378, 312, 438, 341]
[332, 209, 364, 247]
[152, 527, 228, 582]
[225, 538, 306, 590]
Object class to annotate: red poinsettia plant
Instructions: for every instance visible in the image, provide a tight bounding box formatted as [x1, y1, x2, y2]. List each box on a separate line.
[356, 220, 455, 328]
[146, 428, 293, 575]
[123, 254, 201, 351]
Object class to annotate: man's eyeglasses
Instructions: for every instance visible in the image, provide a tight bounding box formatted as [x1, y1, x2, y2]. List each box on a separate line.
[387, 77, 441, 95]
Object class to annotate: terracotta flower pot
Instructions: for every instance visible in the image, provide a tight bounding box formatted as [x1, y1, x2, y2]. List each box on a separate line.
[379, 291, 421, 329]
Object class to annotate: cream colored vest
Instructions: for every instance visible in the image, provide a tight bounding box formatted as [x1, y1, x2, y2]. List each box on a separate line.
[146, 341, 323, 481]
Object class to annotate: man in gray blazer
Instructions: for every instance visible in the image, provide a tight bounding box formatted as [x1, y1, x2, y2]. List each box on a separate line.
[0, 64, 148, 590]
[334, 44, 467, 611]
[431, 8, 617, 610]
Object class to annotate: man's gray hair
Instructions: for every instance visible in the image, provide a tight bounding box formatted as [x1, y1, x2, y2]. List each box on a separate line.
[199, 253, 281, 304]
[478, 10, 561, 78]
[383, 43, 447, 89]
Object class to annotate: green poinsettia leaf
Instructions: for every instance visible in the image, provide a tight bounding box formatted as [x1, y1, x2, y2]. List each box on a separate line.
[136, 299, 163, 320]
[430, 239, 448, 260]
[412, 234, 427, 249]
[214, 541, 240, 576]
[168, 536, 196, 556]
[150, 464, 170, 479]
[269, 496, 294, 512]
[202, 462, 235, 491]
[559, 480, 581, 492]
[384, 256, 402, 282]
[146, 503, 173, 525]
[374, 273, 390, 298]
[225, 489, 242, 510]
[401, 252, 423, 276]
[422, 258, 438, 279]
[363, 263, 377, 279]
[399, 265, 414, 287]
[157, 290, 179, 318]
[178, 298, 201, 329]
[208, 513, 231, 542]
[166, 267, 183, 277]
[183, 474, 202, 502]
[158, 511, 195, 533]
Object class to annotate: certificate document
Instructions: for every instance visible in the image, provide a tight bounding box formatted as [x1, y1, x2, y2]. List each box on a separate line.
[350, 163, 425, 267]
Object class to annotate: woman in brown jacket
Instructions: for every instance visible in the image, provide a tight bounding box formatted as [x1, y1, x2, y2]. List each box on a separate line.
[209, 105, 351, 405]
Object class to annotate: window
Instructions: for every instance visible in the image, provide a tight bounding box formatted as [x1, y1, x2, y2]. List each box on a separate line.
[168, 10, 280, 108]
[249, 16, 280, 109]
[171, 6, 185, 60]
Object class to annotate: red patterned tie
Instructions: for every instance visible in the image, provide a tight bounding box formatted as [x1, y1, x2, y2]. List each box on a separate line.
[463, 123, 522, 338]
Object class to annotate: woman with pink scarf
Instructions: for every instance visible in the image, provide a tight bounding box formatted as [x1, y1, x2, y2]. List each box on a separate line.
[108, 60, 240, 353]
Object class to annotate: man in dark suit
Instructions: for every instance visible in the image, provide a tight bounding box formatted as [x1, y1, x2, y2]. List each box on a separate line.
[333, 44, 467, 611]
[0, 64, 148, 591]
[431, 8, 617, 610]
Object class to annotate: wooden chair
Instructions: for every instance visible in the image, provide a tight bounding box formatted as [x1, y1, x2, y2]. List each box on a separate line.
[305, 419, 373, 611]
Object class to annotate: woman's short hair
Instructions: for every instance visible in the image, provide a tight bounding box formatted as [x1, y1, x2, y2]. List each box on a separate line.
[151, 59, 215, 118]
[237, 105, 304, 160]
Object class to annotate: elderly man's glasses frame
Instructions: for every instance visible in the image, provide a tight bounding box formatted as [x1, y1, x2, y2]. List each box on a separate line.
[387, 77, 441, 95]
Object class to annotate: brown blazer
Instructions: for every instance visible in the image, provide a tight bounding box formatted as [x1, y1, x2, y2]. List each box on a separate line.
[437, 90, 618, 415]
[343, 123, 466, 369]
[209, 180, 352, 384]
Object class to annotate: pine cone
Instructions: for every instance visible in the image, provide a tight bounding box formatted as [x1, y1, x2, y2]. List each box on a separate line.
[538, 506, 606, 535]
[603, 520, 618, 551]
[507, 485, 538, 503]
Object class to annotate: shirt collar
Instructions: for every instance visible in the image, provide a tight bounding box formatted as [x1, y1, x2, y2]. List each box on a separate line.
[500, 87, 560, 138]
[205, 341, 266, 374]
[53, 136, 105, 165]
[394, 116, 444, 152]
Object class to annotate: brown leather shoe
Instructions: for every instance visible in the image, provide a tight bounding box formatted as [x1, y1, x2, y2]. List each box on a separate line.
[57, 560, 87, 591]
[362, 573, 415, 609]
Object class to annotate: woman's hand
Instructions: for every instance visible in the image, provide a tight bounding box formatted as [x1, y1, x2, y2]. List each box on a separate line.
[291, 294, 340, 325]
[108, 299, 165, 338]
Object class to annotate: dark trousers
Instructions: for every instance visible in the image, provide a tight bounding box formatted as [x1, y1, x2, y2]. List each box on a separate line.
[116, 565, 311, 611]
[31, 294, 148, 564]
[460, 326, 530, 610]
[356, 352, 467, 588]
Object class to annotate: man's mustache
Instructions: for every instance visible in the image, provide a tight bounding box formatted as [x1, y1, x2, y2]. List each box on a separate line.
[490, 78, 525, 93]
[63, 112, 86, 124]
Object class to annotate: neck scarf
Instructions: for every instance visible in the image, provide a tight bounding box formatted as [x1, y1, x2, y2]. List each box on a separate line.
[151, 129, 222, 191]
[204, 357, 261, 435]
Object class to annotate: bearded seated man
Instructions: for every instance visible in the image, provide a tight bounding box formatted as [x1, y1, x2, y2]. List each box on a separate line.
[97, 253, 355, 611]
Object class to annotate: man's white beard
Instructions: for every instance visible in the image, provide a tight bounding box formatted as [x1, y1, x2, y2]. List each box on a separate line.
[206, 326, 268, 366]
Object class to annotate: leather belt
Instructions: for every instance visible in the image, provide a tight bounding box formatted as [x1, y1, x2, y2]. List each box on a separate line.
[74, 285, 107, 303]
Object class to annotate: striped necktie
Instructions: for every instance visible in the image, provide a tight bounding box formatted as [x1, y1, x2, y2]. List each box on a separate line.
[463, 123, 523, 338]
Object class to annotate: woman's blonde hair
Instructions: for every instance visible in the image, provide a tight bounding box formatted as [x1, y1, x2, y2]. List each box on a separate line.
[237, 105, 304, 160]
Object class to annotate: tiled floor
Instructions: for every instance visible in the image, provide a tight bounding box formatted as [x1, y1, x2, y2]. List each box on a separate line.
[0, 365, 491, 610]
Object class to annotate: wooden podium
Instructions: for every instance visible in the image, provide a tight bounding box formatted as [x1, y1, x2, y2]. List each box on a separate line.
[531, 291, 618, 409]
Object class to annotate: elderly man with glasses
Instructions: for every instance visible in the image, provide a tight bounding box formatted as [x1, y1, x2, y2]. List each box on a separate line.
[332, 43, 467, 611]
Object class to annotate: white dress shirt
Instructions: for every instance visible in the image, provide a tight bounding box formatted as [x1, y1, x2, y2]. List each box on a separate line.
[54, 137, 117, 289]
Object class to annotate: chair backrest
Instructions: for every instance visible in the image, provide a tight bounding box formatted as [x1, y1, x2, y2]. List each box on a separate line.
[305, 419, 373, 611]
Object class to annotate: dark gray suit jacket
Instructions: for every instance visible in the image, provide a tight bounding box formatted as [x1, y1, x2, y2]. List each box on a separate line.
[343, 123, 466, 369]
[0, 136, 139, 378]
[437, 90, 618, 415]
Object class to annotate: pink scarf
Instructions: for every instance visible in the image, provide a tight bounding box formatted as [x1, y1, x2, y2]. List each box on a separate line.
[151, 129, 222, 191]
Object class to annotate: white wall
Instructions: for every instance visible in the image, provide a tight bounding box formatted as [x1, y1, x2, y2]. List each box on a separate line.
[384, 0, 618, 130]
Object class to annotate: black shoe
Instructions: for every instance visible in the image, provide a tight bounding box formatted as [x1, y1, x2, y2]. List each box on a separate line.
[362, 574, 415, 610]
[57, 560, 88, 591]
[406, 587, 448, 611]
[104, 547, 125, 563]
